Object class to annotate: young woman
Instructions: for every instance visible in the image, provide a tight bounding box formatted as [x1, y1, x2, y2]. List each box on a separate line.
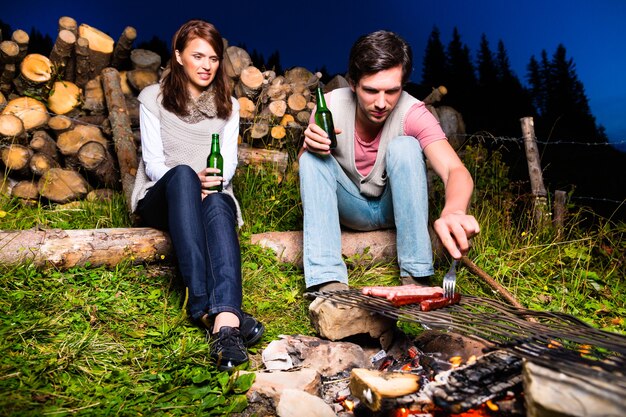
[130, 19, 263, 371]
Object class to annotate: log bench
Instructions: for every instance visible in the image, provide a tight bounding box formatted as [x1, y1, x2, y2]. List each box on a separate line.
[0, 228, 405, 270]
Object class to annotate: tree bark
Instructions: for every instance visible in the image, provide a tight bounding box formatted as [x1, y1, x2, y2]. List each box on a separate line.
[460, 256, 525, 309]
[78, 24, 114, 78]
[82, 76, 106, 114]
[11, 29, 29, 62]
[111, 26, 137, 69]
[77, 140, 119, 187]
[101, 67, 138, 213]
[238, 144, 289, 178]
[0, 227, 171, 269]
[74, 37, 91, 88]
[0, 40, 19, 64]
[49, 29, 76, 79]
[520, 117, 549, 228]
[239, 65, 264, 100]
[250, 229, 398, 268]
[553, 190, 567, 240]
[13, 54, 52, 96]
[225, 46, 251, 79]
[129, 48, 161, 72]
[30, 130, 60, 159]
[0, 63, 16, 95]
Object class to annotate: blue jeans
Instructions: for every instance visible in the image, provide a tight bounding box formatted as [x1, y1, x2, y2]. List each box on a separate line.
[299, 136, 433, 289]
[136, 165, 242, 323]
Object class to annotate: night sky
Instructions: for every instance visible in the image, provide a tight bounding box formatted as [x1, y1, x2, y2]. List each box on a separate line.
[4, 0, 626, 147]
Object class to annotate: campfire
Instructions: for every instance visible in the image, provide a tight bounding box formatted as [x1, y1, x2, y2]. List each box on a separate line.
[245, 288, 626, 417]
[317, 331, 525, 416]
[303, 288, 626, 417]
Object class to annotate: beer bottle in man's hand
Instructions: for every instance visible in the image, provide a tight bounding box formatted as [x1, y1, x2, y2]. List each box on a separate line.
[206, 133, 223, 191]
[314, 87, 337, 149]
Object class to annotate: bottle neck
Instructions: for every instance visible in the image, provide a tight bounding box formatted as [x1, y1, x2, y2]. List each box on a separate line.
[211, 136, 220, 153]
[316, 88, 328, 111]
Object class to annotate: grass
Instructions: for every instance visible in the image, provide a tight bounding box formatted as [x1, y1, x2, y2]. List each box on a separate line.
[0, 144, 625, 415]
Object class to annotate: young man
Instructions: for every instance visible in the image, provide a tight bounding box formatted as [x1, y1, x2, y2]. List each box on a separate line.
[299, 30, 480, 292]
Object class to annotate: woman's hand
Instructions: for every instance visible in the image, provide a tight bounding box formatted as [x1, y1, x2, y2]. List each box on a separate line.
[198, 167, 222, 199]
[302, 123, 341, 155]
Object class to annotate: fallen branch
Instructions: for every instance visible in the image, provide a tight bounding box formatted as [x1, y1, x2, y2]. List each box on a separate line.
[0, 228, 170, 269]
[460, 255, 525, 309]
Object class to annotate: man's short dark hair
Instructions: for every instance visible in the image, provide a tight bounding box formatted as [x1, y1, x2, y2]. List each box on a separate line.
[347, 30, 413, 85]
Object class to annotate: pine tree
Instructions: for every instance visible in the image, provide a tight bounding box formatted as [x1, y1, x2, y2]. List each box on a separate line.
[27, 27, 53, 56]
[495, 40, 534, 133]
[421, 26, 447, 89]
[445, 27, 477, 123]
[474, 34, 499, 133]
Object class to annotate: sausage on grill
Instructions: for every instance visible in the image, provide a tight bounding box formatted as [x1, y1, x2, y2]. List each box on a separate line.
[420, 293, 462, 311]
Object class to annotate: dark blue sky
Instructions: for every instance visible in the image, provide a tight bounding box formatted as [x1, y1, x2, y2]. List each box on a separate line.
[4, 0, 626, 146]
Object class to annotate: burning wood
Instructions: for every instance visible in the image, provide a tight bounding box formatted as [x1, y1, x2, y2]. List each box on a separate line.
[424, 350, 523, 414]
[349, 368, 420, 412]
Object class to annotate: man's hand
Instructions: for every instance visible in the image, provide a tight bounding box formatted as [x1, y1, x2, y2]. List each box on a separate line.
[302, 123, 341, 155]
[433, 211, 480, 259]
[198, 167, 222, 199]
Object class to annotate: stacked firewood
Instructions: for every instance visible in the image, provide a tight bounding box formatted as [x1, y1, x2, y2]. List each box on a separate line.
[0, 17, 304, 206]
[225, 44, 323, 149]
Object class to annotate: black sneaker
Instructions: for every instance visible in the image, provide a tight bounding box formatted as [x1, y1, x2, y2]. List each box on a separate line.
[240, 312, 265, 347]
[209, 326, 248, 372]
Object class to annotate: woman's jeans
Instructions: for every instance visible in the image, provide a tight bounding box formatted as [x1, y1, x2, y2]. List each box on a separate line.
[136, 165, 242, 323]
[299, 136, 433, 289]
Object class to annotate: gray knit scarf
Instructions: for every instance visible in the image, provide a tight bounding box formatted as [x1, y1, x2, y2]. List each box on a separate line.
[179, 85, 218, 123]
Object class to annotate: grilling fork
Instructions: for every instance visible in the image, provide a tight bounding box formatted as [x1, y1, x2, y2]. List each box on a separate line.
[443, 259, 457, 299]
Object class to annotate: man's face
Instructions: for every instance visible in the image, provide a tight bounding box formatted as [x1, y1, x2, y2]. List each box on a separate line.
[351, 65, 403, 127]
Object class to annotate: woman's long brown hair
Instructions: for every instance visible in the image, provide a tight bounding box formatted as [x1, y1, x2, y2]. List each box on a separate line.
[161, 19, 232, 119]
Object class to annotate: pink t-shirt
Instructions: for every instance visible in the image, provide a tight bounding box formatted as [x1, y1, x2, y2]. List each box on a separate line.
[314, 97, 446, 176]
[354, 101, 445, 175]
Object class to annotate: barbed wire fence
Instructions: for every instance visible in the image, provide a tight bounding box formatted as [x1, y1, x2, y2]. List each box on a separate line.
[1, 103, 625, 214]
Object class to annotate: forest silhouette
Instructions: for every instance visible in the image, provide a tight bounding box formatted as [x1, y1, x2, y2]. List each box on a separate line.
[1, 21, 624, 221]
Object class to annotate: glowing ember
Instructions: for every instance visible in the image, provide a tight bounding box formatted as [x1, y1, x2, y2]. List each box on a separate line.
[343, 399, 355, 411]
[449, 356, 463, 367]
[485, 400, 499, 411]
[393, 407, 410, 417]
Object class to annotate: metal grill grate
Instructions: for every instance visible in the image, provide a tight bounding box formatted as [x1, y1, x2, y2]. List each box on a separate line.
[305, 289, 626, 390]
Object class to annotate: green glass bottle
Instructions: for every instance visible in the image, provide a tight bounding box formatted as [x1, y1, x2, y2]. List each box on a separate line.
[206, 133, 223, 192]
[314, 87, 337, 149]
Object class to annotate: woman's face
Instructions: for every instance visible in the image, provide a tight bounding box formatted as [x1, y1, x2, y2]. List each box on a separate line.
[175, 37, 220, 98]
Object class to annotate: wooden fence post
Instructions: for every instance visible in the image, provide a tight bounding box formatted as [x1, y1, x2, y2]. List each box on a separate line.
[553, 190, 568, 239]
[520, 117, 549, 229]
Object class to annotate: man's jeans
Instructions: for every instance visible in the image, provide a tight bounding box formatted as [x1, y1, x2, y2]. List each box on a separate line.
[299, 136, 433, 289]
[137, 165, 242, 323]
